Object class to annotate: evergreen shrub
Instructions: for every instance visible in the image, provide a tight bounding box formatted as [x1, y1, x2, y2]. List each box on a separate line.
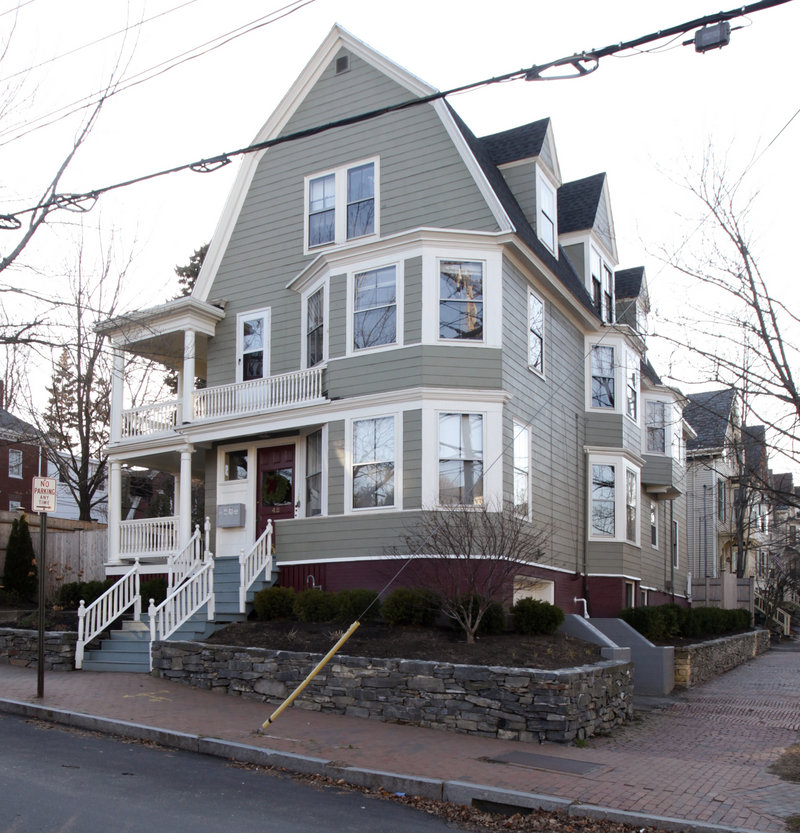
[334, 588, 381, 623]
[253, 586, 295, 621]
[293, 588, 338, 622]
[381, 587, 441, 627]
[3, 515, 37, 601]
[511, 598, 565, 635]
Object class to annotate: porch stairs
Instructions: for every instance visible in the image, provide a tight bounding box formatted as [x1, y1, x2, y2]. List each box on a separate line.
[80, 557, 277, 673]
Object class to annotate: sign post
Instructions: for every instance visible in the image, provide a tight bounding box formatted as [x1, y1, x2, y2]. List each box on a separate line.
[32, 477, 57, 698]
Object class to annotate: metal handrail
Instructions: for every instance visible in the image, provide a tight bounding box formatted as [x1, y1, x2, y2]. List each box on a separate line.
[75, 562, 141, 669]
[239, 520, 274, 612]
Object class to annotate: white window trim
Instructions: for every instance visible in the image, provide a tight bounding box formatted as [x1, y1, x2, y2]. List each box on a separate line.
[512, 420, 531, 519]
[535, 164, 558, 255]
[345, 259, 404, 357]
[236, 307, 270, 383]
[8, 448, 23, 479]
[302, 426, 328, 518]
[528, 289, 545, 377]
[587, 453, 641, 546]
[421, 245, 502, 348]
[650, 500, 658, 549]
[303, 156, 380, 255]
[300, 279, 329, 369]
[587, 342, 616, 412]
[585, 337, 640, 421]
[420, 399, 503, 509]
[344, 412, 401, 514]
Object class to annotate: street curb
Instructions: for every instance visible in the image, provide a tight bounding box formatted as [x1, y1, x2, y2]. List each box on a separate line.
[0, 697, 766, 833]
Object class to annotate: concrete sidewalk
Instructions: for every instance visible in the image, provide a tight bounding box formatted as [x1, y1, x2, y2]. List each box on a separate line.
[1, 646, 798, 833]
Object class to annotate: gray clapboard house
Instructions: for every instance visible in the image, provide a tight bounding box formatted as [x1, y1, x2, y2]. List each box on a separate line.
[92, 26, 691, 666]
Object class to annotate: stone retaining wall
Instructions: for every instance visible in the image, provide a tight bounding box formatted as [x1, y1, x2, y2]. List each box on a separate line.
[673, 629, 770, 689]
[0, 628, 77, 671]
[151, 641, 634, 743]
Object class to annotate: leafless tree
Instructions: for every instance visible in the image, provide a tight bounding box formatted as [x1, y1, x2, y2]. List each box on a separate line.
[657, 153, 800, 497]
[396, 501, 551, 643]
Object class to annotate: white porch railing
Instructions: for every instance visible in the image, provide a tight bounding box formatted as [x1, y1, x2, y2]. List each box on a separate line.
[75, 562, 142, 669]
[167, 521, 205, 590]
[193, 366, 324, 420]
[754, 593, 792, 636]
[239, 520, 274, 612]
[120, 516, 180, 559]
[121, 399, 178, 439]
[148, 556, 215, 662]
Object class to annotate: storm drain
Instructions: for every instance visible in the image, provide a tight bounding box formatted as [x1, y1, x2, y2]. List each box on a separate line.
[481, 750, 603, 775]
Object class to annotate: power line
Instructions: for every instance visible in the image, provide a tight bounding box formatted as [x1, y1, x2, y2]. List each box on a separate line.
[0, 0, 319, 147]
[0, 0, 202, 85]
[0, 0, 792, 231]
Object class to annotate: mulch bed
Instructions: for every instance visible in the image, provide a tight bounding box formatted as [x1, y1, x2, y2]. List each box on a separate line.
[206, 619, 604, 670]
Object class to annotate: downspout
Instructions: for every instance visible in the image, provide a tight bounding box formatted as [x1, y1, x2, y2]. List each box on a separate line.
[670, 499, 675, 603]
[582, 445, 590, 613]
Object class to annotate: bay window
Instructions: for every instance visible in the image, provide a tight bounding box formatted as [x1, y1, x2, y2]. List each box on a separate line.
[646, 400, 667, 453]
[352, 416, 394, 509]
[353, 266, 396, 350]
[513, 422, 530, 517]
[439, 260, 483, 341]
[439, 412, 483, 505]
[591, 345, 615, 408]
[591, 463, 615, 536]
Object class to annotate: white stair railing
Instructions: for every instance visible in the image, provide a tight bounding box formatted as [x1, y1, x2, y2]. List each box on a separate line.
[167, 520, 206, 591]
[239, 520, 274, 612]
[75, 562, 141, 669]
[754, 593, 792, 636]
[148, 555, 215, 666]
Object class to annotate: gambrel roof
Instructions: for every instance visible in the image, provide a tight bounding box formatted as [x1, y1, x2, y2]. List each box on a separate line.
[685, 388, 737, 453]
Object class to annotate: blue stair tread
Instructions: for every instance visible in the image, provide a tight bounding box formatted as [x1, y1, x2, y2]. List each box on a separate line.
[81, 660, 150, 673]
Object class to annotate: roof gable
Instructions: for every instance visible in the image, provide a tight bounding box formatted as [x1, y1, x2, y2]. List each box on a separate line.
[685, 388, 737, 452]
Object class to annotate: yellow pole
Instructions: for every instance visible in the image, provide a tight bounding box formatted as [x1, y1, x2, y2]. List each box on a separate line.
[260, 619, 360, 730]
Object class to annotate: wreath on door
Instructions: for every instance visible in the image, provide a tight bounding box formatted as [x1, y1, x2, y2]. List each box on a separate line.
[262, 472, 291, 505]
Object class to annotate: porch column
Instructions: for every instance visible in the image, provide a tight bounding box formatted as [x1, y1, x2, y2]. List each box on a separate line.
[108, 460, 122, 562]
[110, 346, 124, 442]
[179, 448, 193, 547]
[181, 329, 196, 424]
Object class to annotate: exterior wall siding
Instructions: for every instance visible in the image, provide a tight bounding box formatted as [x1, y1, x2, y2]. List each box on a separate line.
[499, 257, 586, 578]
[499, 163, 535, 228]
[585, 412, 624, 448]
[402, 409, 422, 510]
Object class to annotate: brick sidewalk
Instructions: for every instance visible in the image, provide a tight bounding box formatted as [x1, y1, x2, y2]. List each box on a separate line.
[1, 647, 798, 832]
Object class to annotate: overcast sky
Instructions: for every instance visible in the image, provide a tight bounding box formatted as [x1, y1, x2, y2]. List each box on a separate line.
[1, 0, 798, 461]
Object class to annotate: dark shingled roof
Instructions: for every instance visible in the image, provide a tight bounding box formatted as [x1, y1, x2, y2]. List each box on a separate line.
[772, 472, 794, 508]
[0, 408, 39, 441]
[640, 358, 662, 386]
[480, 119, 550, 166]
[743, 424, 767, 479]
[685, 389, 736, 452]
[448, 106, 596, 317]
[557, 173, 606, 235]
[615, 267, 644, 299]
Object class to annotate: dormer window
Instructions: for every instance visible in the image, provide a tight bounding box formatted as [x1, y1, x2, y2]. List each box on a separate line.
[305, 159, 378, 251]
[536, 169, 557, 254]
[590, 247, 614, 324]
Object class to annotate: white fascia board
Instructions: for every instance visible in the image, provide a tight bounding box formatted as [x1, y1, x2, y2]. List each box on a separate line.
[194, 25, 437, 302]
[501, 237, 600, 333]
[286, 227, 507, 293]
[598, 176, 618, 263]
[587, 572, 643, 581]
[432, 99, 513, 234]
[99, 298, 225, 344]
[584, 445, 646, 468]
[173, 385, 511, 447]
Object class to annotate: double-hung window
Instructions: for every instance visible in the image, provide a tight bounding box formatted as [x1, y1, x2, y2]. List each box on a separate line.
[626, 469, 638, 543]
[353, 266, 396, 350]
[513, 422, 530, 517]
[352, 417, 394, 509]
[650, 500, 658, 547]
[306, 430, 323, 516]
[536, 170, 557, 253]
[591, 463, 615, 536]
[528, 291, 544, 374]
[646, 400, 667, 453]
[439, 260, 483, 341]
[439, 413, 483, 505]
[626, 350, 639, 421]
[237, 309, 269, 382]
[590, 247, 614, 324]
[306, 287, 324, 368]
[306, 160, 376, 249]
[591, 345, 615, 408]
[8, 448, 22, 479]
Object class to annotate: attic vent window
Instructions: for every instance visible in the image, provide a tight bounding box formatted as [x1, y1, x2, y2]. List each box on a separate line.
[335, 55, 350, 75]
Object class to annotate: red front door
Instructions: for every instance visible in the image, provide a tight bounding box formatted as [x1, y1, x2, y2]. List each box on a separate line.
[257, 445, 296, 534]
